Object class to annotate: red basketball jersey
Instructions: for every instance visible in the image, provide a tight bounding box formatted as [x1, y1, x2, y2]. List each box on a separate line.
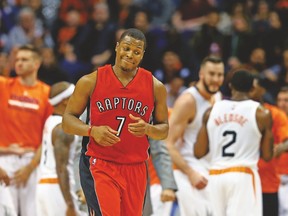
[87, 65, 154, 164]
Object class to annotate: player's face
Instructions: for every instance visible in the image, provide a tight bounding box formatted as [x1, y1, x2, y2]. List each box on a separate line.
[201, 62, 224, 94]
[115, 36, 145, 72]
[15, 50, 39, 76]
[249, 79, 264, 101]
[277, 92, 288, 115]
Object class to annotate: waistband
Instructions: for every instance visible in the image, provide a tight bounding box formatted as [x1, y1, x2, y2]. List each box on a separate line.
[209, 166, 255, 197]
[39, 178, 59, 184]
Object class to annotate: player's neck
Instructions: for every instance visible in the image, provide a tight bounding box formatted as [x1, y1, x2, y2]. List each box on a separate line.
[112, 65, 138, 86]
[19, 73, 37, 86]
[231, 92, 250, 101]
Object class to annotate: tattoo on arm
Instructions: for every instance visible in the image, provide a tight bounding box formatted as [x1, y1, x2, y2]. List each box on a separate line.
[53, 125, 75, 207]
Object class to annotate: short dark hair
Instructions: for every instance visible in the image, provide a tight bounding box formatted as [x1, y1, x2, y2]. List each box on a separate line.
[253, 74, 270, 90]
[230, 70, 254, 92]
[18, 44, 41, 59]
[18, 44, 40, 54]
[119, 28, 147, 49]
[200, 55, 223, 67]
[278, 86, 288, 94]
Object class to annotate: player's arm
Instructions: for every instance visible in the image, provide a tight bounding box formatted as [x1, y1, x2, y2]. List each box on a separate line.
[13, 145, 42, 187]
[274, 139, 288, 157]
[166, 93, 207, 189]
[147, 78, 169, 139]
[53, 124, 77, 215]
[257, 106, 274, 161]
[194, 107, 211, 158]
[62, 72, 96, 136]
[273, 111, 288, 157]
[63, 72, 120, 146]
[166, 92, 195, 174]
[0, 166, 10, 186]
[149, 138, 177, 202]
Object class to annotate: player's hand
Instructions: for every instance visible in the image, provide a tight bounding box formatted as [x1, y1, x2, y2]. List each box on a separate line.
[161, 189, 176, 202]
[76, 189, 86, 204]
[8, 144, 34, 156]
[12, 164, 34, 187]
[188, 170, 208, 190]
[0, 167, 10, 186]
[273, 143, 286, 158]
[128, 114, 147, 137]
[91, 126, 120, 146]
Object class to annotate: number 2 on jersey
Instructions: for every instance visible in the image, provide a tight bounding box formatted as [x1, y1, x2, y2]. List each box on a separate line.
[116, 116, 126, 137]
[222, 130, 236, 157]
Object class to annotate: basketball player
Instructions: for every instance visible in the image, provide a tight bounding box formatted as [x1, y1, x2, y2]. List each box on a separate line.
[276, 87, 288, 216]
[0, 167, 16, 216]
[0, 167, 9, 186]
[36, 81, 85, 216]
[0, 45, 52, 216]
[62, 28, 169, 216]
[144, 138, 178, 216]
[166, 56, 225, 215]
[250, 77, 288, 216]
[194, 70, 274, 216]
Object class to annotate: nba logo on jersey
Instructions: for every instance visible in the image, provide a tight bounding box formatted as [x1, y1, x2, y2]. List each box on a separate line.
[92, 158, 96, 165]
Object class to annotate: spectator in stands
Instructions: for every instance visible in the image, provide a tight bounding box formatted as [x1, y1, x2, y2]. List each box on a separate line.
[171, 0, 213, 33]
[37, 47, 68, 85]
[59, 43, 91, 84]
[276, 49, 288, 93]
[190, 8, 226, 67]
[165, 74, 186, 108]
[78, 2, 117, 68]
[108, 0, 140, 28]
[6, 7, 54, 52]
[153, 50, 193, 87]
[226, 15, 255, 63]
[132, 9, 167, 71]
[263, 11, 284, 66]
[250, 74, 288, 216]
[54, 9, 84, 59]
[133, 0, 176, 28]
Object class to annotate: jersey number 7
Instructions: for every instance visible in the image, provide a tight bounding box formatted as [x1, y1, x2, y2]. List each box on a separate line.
[116, 116, 126, 137]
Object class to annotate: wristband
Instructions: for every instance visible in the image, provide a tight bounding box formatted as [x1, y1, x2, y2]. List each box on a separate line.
[88, 126, 93, 137]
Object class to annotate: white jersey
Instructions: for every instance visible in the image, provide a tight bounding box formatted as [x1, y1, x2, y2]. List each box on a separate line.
[176, 86, 222, 173]
[207, 99, 261, 169]
[39, 115, 78, 185]
[37, 115, 84, 216]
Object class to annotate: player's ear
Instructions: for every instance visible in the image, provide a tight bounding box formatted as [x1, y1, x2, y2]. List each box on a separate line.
[228, 83, 232, 90]
[115, 42, 119, 52]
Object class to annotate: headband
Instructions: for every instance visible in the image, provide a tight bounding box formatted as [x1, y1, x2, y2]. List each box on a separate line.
[49, 84, 75, 106]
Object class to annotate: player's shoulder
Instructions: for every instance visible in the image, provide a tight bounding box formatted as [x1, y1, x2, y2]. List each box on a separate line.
[173, 88, 196, 113]
[265, 103, 287, 121]
[37, 79, 51, 93]
[256, 104, 272, 121]
[78, 71, 97, 86]
[0, 76, 9, 87]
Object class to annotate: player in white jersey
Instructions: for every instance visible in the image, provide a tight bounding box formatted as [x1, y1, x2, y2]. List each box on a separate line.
[166, 56, 225, 216]
[0, 167, 17, 216]
[276, 86, 288, 216]
[36, 82, 85, 216]
[194, 70, 274, 216]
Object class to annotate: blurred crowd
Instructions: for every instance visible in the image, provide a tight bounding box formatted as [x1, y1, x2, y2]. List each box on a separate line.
[1, 0, 288, 106]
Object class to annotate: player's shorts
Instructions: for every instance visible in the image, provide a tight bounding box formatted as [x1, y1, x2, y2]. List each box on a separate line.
[80, 154, 147, 216]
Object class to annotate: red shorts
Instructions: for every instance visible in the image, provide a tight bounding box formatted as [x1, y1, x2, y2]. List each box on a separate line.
[89, 158, 147, 216]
